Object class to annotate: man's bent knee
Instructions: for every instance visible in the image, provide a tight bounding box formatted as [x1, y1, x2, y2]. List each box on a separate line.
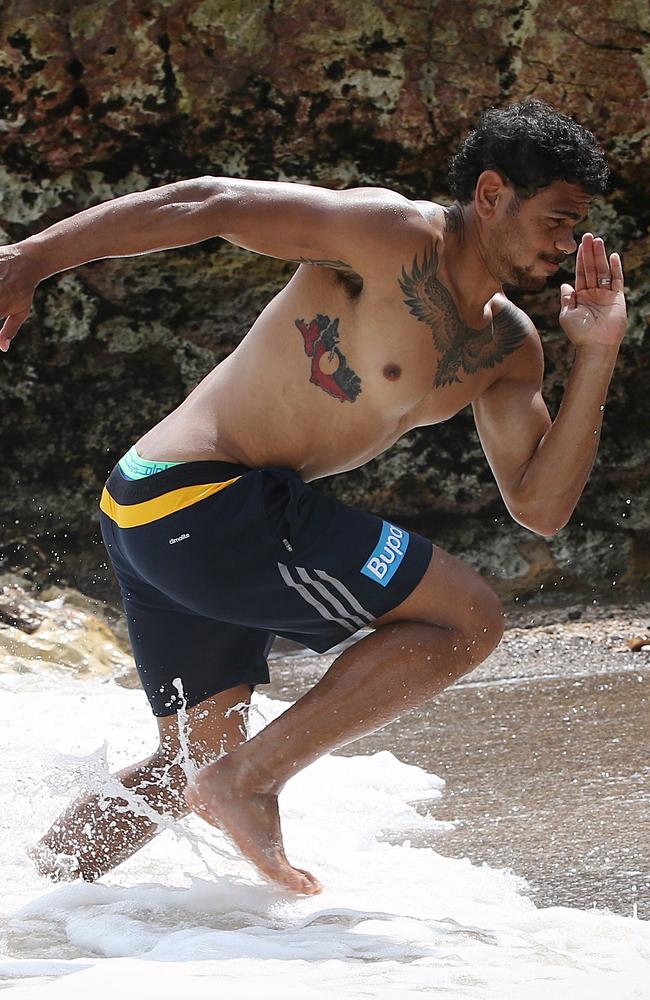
[375, 545, 505, 665]
[452, 584, 504, 672]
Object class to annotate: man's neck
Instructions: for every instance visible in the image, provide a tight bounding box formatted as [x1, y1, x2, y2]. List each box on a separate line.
[442, 203, 502, 322]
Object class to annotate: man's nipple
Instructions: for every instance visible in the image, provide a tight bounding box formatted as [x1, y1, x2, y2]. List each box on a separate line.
[383, 363, 402, 382]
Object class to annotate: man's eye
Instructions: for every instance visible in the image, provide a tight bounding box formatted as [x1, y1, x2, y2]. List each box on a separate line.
[548, 219, 563, 229]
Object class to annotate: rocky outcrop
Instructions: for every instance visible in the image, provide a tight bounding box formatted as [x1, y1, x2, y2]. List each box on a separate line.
[0, 573, 135, 682]
[0, 1, 648, 606]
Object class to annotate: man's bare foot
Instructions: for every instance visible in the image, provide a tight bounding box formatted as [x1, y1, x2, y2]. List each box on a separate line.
[184, 755, 322, 895]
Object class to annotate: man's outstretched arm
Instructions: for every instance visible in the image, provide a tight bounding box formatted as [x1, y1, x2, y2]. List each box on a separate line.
[0, 176, 425, 351]
[472, 233, 627, 537]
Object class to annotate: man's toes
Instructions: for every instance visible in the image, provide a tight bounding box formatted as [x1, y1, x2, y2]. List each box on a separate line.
[286, 870, 322, 895]
[264, 854, 322, 894]
[296, 867, 322, 893]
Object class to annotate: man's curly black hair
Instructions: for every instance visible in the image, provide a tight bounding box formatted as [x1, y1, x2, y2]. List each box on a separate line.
[448, 100, 609, 204]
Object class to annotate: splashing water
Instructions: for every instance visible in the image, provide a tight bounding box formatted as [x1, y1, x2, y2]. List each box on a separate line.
[0, 668, 647, 999]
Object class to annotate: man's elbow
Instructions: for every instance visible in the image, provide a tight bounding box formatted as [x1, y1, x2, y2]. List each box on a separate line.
[508, 503, 570, 538]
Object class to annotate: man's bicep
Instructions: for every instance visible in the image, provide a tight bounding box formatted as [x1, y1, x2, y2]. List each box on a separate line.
[472, 368, 551, 514]
[212, 178, 423, 271]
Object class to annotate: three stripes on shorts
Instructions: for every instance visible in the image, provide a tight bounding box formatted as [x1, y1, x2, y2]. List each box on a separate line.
[277, 563, 374, 633]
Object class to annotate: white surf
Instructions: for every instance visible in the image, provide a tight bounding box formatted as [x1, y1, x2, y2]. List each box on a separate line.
[1, 670, 647, 999]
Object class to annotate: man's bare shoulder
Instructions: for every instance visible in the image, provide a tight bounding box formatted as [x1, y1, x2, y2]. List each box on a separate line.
[408, 198, 447, 235]
[354, 188, 443, 242]
[298, 189, 441, 281]
[348, 193, 445, 278]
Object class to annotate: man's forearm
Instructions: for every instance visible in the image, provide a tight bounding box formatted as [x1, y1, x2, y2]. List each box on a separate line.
[516, 344, 619, 535]
[22, 176, 225, 281]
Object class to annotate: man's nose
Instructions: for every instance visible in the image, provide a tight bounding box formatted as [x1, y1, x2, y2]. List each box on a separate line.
[555, 233, 578, 255]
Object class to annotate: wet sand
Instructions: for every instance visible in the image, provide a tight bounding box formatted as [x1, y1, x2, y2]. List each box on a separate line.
[267, 601, 650, 920]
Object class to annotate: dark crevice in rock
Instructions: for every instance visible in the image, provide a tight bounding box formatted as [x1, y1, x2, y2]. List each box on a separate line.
[325, 119, 403, 174]
[90, 95, 127, 120]
[267, 0, 279, 50]
[157, 34, 181, 110]
[66, 58, 85, 79]
[423, 0, 437, 142]
[0, 84, 19, 117]
[325, 60, 346, 82]
[564, 25, 647, 53]
[495, 50, 518, 95]
[7, 31, 48, 78]
[360, 32, 402, 56]
[496, 0, 535, 97]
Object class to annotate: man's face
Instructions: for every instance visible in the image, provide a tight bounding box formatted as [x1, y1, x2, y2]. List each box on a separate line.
[488, 180, 592, 290]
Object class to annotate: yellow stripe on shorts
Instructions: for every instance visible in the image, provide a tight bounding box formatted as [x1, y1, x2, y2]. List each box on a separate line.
[99, 477, 241, 528]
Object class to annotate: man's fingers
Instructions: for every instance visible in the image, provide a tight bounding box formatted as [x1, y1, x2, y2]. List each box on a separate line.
[593, 236, 611, 286]
[577, 234, 625, 295]
[610, 252, 624, 293]
[580, 232, 597, 287]
[575, 241, 586, 292]
[0, 308, 30, 352]
[0, 314, 20, 352]
[560, 284, 576, 319]
[560, 283, 575, 312]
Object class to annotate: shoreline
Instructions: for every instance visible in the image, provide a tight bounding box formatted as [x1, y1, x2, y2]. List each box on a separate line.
[1, 573, 648, 689]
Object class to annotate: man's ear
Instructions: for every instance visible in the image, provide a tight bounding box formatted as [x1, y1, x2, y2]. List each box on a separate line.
[474, 170, 510, 219]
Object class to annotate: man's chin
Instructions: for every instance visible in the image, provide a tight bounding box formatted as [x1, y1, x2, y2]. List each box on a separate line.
[507, 268, 547, 292]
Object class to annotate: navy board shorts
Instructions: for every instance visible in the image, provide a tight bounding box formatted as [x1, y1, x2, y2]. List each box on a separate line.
[99, 460, 433, 716]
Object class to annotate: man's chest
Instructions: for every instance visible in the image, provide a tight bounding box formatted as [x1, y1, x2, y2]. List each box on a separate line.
[272, 319, 494, 452]
[265, 262, 523, 423]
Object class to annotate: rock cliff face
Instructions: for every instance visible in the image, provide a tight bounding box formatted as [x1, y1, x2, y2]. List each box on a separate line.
[0, 0, 648, 606]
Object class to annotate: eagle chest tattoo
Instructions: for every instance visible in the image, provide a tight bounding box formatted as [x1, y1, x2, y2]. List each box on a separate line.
[295, 314, 362, 403]
[399, 243, 528, 387]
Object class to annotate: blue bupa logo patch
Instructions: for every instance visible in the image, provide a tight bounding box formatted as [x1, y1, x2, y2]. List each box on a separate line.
[361, 521, 410, 587]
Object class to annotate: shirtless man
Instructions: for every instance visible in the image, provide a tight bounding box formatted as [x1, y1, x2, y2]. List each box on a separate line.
[1, 100, 626, 894]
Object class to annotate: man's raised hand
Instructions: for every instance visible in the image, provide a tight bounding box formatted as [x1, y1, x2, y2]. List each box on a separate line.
[559, 232, 627, 351]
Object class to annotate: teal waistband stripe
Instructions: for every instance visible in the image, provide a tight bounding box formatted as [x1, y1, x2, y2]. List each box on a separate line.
[118, 445, 185, 480]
